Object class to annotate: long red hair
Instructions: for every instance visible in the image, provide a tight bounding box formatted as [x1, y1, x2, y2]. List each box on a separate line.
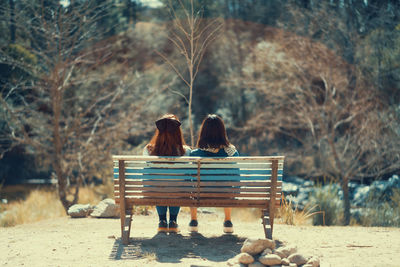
[146, 114, 186, 156]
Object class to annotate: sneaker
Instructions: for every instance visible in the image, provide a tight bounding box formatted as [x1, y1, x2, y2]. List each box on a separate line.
[188, 219, 198, 232]
[168, 220, 179, 233]
[223, 220, 233, 233]
[158, 220, 168, 232]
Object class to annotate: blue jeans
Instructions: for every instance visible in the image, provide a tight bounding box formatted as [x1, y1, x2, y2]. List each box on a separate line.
[156, 206, 180, 216]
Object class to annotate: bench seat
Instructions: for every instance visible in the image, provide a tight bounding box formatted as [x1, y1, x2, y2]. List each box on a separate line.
[113, 155, 284, 244]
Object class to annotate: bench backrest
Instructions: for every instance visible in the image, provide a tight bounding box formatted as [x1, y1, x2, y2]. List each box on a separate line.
[113, 156, 284, 209]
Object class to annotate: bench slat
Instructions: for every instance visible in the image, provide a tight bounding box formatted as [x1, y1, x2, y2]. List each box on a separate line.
[114, 168, 282, 175]
[115, 186, 281, 193]
[115, 162, 284, 169]
[114, 174, 282, 180]
[113, 156, 285, 162]
[114, 179, 282, 187]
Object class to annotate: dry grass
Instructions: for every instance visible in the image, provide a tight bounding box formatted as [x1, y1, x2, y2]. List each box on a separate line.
[277, 194, 323, 226]
[0, 183, 114, 227]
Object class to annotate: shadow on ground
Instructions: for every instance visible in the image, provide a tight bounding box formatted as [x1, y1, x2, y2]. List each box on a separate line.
[109, 232, 245, 263]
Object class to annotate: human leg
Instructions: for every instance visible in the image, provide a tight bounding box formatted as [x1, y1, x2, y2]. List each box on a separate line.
[189, 207, 198, 232]
[223, 207, 233, 233]
[168, 206, 180, 233]
[156, 206, 168, 232]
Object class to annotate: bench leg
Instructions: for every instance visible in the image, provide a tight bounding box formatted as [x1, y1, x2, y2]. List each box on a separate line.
[261, 209, 272, 239]
[121, 212, 132, 245]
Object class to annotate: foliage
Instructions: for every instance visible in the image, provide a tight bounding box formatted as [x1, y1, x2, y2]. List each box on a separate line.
[309, 183, 343, 226]
[359, 189, 400, 227]
[277, 193, 322, 225]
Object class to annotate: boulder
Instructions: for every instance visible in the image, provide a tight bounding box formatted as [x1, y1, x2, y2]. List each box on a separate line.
[241, 238, 275, 255]
[275, 246, 297, 258]
[288, 253, 308, 265]
[281, 258, 290, 265]
[248, 262, 265, 267]
[237, 252, 255, 264]
[259, 254, 281, 266]
[306, 256, 320, 267]
[90, 198, 120, 218]
[67, 204, 93, 218]
[261, 248, 273, 256]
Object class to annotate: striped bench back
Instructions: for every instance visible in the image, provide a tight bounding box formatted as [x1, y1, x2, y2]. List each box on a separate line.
[113, 156, 284, 209]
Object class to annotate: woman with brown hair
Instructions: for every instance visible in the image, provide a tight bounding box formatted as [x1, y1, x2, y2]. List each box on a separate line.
[143, 114, 191, 233]
[189, 114, 239, 233]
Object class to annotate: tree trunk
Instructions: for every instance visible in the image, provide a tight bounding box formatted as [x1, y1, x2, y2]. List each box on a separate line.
[328, 135, 351, 225]
[341, 175, 351, 225]
[9, 0, 16, 44]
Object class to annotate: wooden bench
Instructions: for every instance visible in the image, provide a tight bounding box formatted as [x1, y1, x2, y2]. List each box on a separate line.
[113, 155, 284, 245]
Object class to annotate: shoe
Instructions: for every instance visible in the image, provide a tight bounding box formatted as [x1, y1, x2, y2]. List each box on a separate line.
[168, 220, 179, 233]
[223, 220, 233, 233]
[188, 219, 198, 232]
[158, 220, 168, 232]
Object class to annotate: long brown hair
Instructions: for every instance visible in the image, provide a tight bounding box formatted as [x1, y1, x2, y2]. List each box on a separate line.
[196, 114, 230, 149]
[147, 114, 186, 156]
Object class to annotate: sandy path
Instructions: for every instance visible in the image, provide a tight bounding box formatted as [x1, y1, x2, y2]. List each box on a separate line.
[1, 210, 400, 267]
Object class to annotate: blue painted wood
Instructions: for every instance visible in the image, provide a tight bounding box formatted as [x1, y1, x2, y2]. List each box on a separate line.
[114, 173, 280, 181]
[114, 167, 283, 175]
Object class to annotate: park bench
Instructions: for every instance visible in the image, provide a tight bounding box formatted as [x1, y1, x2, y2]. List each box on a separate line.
[113, 155, 284, 245]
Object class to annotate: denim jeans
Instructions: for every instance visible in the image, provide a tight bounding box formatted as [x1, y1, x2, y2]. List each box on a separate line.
[156, 206, 180, 216]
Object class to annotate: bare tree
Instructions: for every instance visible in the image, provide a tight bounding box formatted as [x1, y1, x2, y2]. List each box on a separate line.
[155, 0, 223, 146]
[0, 1, 165, 212]
[240, 30, 400, 225]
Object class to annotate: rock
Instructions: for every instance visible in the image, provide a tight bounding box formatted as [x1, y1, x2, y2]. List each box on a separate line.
[302, 265, 313, 267]
[241, 238, 275, 255]
[306, 256, 320, 267]
[275, 246, 297, 258]
[259, 254, 281, 266]
[261, 248, 273, 256]
[248, 262, 265, 267]
[288, 253, 308, 265]
[237, 253, 254, 264]
[67, 204, 93, 218]
[273, 250, 286, 258]
[90, 198, 120, 218]
[281, 258, 290, 265]
[289, 263, 297, 267]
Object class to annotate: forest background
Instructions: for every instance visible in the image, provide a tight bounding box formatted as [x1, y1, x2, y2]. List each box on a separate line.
[0, 0, 399, 226]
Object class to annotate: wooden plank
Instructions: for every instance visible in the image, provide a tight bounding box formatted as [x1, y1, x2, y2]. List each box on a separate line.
[123, 198, 270, 207]
[115, 185, 280, 193]
[115, 168, 280, 175]
[115, 162, 284, 169]
[113, 155, 285, 162]
[118, 160, 126, 242]
[114, 174, 282, 180]
[269, 159, 278, 236]
[114, 179, 282, 187]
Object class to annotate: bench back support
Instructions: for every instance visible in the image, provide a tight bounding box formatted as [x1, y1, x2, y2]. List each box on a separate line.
[113, 155, 284, 243]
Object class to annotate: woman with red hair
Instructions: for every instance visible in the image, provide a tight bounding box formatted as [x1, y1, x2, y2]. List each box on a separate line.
[143, 114, 191, 233]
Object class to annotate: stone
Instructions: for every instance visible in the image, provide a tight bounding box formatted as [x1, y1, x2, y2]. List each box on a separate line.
[274, 249, 286, 258]
[288, 253, 308, 266]
[302, 265, 313, 267]
[306, 256, 320, 267]
[258, 254, 282, 266]
[281, 258, 290, 265]
[67, 204, 93, 218]
[237, 252, 255, 264]
[241, 238, 275, 255]
[90, 198, 120, 218]
[248, 262, 265, 267]
[289, 264, 297, 267]
[261, 248, 273, 256]
[276, 246, 297, 258]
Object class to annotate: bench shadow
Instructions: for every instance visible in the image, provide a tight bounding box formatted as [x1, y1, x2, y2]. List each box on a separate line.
[109, 232, 245, 263]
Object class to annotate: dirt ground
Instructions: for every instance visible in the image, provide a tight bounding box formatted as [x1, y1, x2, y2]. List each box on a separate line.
[1, 209, 400, 267]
